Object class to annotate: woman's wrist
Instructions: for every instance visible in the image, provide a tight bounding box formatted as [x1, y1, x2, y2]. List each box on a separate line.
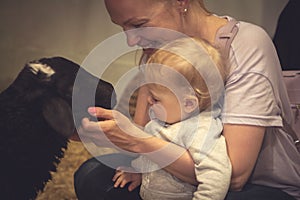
[129, 134, 162, 154]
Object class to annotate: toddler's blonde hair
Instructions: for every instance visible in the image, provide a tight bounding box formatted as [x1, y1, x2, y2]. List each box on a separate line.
[145, 37, 226, 112]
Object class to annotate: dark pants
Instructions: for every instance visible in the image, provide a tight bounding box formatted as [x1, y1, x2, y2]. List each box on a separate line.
[74, 153, 295, 200]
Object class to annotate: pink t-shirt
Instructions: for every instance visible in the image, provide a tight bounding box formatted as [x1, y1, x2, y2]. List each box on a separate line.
[218, 16, 300, 199]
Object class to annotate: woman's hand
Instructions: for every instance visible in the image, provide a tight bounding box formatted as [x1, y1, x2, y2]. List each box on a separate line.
[78, 107, 150, 152]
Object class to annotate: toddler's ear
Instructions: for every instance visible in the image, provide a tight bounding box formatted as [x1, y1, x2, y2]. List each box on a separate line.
[183, 95, 198, 114]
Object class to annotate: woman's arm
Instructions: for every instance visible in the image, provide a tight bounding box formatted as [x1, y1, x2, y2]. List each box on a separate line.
[79, 107, 198, 185]
[136, 136, 198, 184]
[223, 124, 265, 191]
[80, 107, 266, 188]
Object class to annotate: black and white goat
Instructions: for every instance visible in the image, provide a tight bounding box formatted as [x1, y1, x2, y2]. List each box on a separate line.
[0, 57, 116, 199]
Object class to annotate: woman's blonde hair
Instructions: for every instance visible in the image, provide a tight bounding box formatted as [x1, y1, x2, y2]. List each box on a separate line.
[145, 37, 226, 112]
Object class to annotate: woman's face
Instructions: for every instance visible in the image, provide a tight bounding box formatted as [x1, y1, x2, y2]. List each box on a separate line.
[104, 0, 185, 52]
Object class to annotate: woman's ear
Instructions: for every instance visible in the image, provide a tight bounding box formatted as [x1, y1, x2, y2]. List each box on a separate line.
[183, 95, 198, 114]
[177, 0, 190, 12]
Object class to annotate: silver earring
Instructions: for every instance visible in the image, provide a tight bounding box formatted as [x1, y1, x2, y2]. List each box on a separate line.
[184, 8, 188, 13]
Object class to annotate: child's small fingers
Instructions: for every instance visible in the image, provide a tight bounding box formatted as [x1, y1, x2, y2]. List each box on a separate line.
[112, 170, 124, 181]
[128, 182, 138, 191]
[113, 177, 122, 188]
[112, 173, 118, 182]
[116, 179, 128, 188]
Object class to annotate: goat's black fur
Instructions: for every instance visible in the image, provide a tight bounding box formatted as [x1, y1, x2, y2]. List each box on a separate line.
[0, 57, 116, 199]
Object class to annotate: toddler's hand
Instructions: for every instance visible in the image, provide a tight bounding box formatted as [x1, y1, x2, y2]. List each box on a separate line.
[112, 166, 142, 192]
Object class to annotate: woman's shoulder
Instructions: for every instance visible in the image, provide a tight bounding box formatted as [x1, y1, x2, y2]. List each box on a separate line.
[215, 16, 275, 62]
[219, 15, 270, 41]
[233, 20, 274, 52]
[229, 19, 279, 70]
[223, 17, 282, 82]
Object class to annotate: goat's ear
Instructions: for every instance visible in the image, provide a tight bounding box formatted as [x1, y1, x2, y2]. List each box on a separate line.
[42, 97, 75, 138]
[27, 62, 55, 81]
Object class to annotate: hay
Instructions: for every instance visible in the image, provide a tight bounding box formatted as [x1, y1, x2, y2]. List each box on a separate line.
[36, 141, 117, 200]
[35, 141, 90, 200]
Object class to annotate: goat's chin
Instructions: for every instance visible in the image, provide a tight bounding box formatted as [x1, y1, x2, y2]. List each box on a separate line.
[69, 130, 81, 142]
[68, 118, 107, 142]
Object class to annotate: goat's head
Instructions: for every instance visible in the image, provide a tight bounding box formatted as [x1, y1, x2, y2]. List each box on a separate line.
[21, 56, 116, 138]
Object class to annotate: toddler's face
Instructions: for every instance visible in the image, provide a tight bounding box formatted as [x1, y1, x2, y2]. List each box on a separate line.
[147, 86, 183, 124]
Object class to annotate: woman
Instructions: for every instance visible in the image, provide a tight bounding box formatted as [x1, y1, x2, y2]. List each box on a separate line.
[74, 0, 300, 199]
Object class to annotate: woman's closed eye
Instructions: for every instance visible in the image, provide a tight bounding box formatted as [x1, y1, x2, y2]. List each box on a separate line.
[132, 22, 145, 28]
[129, 19, 149, 29]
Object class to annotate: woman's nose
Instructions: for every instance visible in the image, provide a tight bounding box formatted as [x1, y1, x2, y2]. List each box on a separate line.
[125, 30, 140, 47]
